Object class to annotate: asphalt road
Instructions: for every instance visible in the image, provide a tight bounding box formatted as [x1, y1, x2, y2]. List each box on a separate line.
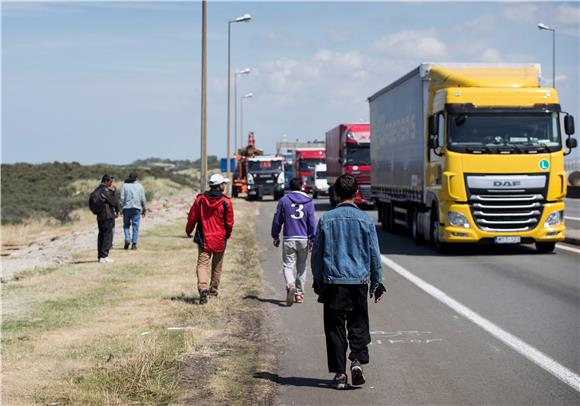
[254, 198, 580, 405]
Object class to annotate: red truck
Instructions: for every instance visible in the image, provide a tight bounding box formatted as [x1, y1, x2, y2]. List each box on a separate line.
[293, 148, 326, 193]
[325, 123, 372, 206]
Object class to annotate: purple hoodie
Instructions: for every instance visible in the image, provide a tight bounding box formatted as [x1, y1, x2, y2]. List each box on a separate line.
[271, 191, 317, 240]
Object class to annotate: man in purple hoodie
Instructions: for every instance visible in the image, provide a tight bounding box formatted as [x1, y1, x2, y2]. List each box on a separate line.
[271, 178, 317, 306]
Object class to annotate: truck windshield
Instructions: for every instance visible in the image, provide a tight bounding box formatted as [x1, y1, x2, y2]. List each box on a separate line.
[299, 159, 323, 171]
[448, 113, 561, 153]
[315, 171, 327, 179]
[248, 160, 282, 172]
[346, 145, 370, 165]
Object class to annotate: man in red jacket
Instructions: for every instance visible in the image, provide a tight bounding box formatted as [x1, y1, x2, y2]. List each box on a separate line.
[186, 174, 235, 304]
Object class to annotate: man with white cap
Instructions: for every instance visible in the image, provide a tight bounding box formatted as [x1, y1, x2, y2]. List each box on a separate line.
[186, 173, 235, 304]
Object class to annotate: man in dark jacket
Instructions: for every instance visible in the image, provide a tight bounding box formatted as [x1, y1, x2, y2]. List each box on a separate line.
[186, 174, 235, 304]
[311, 174, 386, 389]
[95, 174, 121, 263]
[271, 178, 317, 306]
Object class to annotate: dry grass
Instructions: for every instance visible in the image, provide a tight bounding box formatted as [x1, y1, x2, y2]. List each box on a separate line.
[1, 199, 273, 405]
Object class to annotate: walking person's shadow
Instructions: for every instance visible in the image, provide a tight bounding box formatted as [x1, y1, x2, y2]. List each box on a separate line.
[254, 371, 360, 390]
[243, 294, 287, 307]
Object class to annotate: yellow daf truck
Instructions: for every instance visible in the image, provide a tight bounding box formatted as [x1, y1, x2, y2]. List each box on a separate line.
[369, 64, 577, 252]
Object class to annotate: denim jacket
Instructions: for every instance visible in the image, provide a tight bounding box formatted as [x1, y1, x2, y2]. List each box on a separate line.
[311, 203, 384, 293]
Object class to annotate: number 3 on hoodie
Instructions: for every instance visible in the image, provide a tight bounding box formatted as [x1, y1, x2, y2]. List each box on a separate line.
[291, 203, 304, 220]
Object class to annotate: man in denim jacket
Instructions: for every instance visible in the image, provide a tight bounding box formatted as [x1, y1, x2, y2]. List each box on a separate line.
[311, 174, 386, 389]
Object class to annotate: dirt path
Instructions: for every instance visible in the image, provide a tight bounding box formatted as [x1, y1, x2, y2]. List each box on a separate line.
[1, 193, 193, 281]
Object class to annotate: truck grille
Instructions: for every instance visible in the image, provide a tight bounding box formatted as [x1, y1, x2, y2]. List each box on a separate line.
[353, 173, 371, 184]
[359, 185, 372, 201]
[466, 174, 547, 233]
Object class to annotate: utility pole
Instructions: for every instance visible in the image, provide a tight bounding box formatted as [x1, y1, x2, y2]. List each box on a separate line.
[200, 0, 207, 191]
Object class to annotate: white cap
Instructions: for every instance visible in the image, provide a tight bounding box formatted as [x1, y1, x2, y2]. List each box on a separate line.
[208, 173, 230, 186]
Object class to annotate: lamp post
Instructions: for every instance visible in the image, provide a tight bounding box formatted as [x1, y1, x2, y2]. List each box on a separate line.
[234, 68, 251, 154]
[240, 92, 253, 144]
[537, 22, 556, 88]
[200, 0, 207, 191]
[226, 13, 252, 194]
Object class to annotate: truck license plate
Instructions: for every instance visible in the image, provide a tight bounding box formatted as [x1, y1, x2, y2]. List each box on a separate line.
[266, 180, 274, 183]
[494, 236, 521, 244]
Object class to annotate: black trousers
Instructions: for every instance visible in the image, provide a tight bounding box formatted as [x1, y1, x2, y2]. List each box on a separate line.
[323, 295, 371, 374]
[97, 218, 115, 259]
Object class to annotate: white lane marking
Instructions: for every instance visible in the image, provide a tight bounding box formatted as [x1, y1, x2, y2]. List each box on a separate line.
[381, 255, 580, 392]
[564, 216, 580, 221]
[556, 244, 580, 254]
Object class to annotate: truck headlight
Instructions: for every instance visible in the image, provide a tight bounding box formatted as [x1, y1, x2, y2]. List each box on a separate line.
[447, 211, 470, 228]
[544, 211, 562, 228]
[277, 172, 285, 184]
[247, 173, 254, 185]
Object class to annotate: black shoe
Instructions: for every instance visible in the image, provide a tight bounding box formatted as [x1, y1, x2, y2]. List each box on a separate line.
[124, 241, 130, 250]
[199, 289, 209, 305]
[331, 373, 348, 390]
[131, 243, 137, 250]
[350, 360, 365, 386]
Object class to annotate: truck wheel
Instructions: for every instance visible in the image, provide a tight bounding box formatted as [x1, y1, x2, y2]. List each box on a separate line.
[232, 187, 238, 198]
[535, 242, 556, 253]
[313, 191, 318, 199]
[382, 203, 393, 232]
[430, 208, 448, 253]
[411, 209, 424, 244]
[329, 187, 337, 207]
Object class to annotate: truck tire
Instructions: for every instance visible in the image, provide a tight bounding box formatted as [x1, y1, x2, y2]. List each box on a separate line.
[313, 191, 318, 199]
[382, 202, 393, 232]
[535, 242, 556, 253]
[430, 207, 448, 253]
[411, 209, 424, 244]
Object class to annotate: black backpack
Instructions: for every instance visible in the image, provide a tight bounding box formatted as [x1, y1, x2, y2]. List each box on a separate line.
[89, 187, 105, 215]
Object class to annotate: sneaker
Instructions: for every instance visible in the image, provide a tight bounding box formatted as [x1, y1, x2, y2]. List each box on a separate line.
[98, 258, 107, 263]
[209, 290, 218, 297]
[294, 293, 304, 303]
[286, 286, 297, 307]
[131, 243, 137, 250]
[350, 360, 366, 386]
[331, 373, 348, 390]
[124, 241, 130, 250]
[104, 257, 114, 263]
[199, 289, 209, 305]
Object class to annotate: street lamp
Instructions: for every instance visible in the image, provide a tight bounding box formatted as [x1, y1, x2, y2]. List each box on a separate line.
[537, 22, 556, 88]
[226, 13, 252, 195]
[234, 68, 251, 154]
[240, 93, 253, 144]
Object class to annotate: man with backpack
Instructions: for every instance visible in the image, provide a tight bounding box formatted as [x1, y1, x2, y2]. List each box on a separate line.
[120, 172, 147, 250]
[90, 174, 121, 263]
[186, 174, 234, 304]
[271, 178, 317, 306]
[311, 174, 386, 389]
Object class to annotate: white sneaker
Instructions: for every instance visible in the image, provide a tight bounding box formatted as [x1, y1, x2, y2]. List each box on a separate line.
[99, 257, 113, 263]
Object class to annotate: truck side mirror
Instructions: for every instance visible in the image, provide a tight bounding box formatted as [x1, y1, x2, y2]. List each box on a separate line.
[338, 158, 343, 164]
[428, 114, 438, 136]
[566, 137, 577, 149]
[564, 115, 575, 135]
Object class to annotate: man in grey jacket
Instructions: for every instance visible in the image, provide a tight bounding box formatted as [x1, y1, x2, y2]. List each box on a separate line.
[311, 174, 386, 389]
[120, 172, 147, 250]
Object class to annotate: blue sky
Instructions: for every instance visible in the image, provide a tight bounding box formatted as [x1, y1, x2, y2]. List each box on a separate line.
[2, 1, 579, 164]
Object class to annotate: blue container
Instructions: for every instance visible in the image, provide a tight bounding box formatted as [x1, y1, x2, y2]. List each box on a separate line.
[220, 158, 236, 172]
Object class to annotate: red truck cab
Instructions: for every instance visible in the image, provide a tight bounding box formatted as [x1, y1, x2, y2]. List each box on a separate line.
[293, 149, 326, 193]
[325, 123, 372, 206]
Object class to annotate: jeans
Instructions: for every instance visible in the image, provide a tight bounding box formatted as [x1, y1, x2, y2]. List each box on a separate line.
[123, 208, 141, 244]
[97, 218, 115, 259]
[282, 239, 309, 294]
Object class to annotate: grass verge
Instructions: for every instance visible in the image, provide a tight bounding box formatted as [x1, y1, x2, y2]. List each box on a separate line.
[1, 199, 274, 405]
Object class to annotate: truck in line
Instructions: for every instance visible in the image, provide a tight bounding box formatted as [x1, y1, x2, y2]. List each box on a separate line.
[246, 155, 285, 200]
[325, 123, 372, 206]
[369, 63, 576, 252]
[293, 148, 326, 193]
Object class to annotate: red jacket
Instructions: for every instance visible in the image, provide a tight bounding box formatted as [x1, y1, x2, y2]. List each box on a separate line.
[186, 191, 234, 253]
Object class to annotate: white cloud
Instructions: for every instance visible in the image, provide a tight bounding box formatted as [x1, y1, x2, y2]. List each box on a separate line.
[373, 30, 447, 59]
[502, 5, 538, 25]
[480, 48, 503, 63]
[552, 4, 580, 26]
[556, 74, 568, 83]
[460, 14, 498, 32]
